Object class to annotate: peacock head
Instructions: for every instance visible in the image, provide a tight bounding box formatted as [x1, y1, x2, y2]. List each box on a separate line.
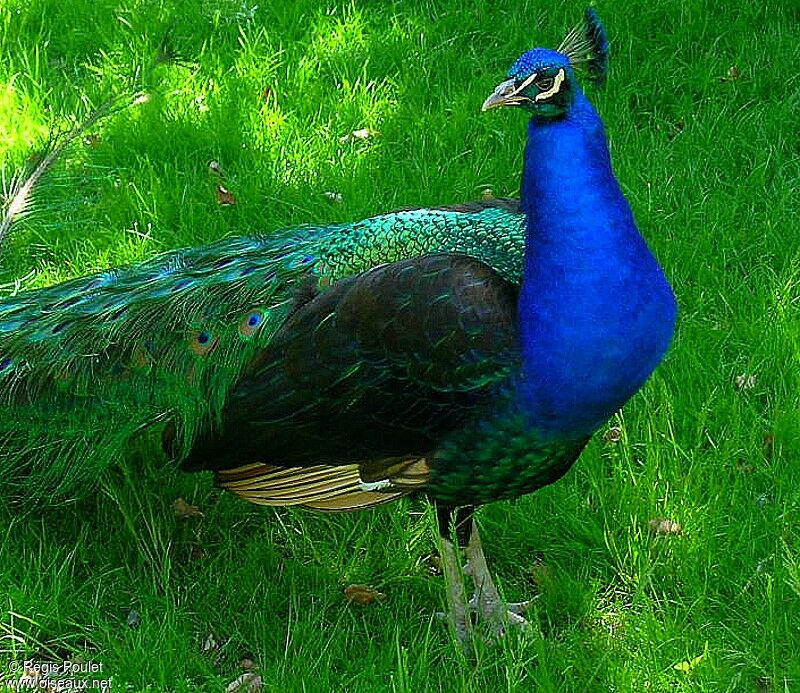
[482, 8, 609, 119]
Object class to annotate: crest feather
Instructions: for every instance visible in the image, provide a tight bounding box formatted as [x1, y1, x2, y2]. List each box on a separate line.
[558, 7, 609, 86]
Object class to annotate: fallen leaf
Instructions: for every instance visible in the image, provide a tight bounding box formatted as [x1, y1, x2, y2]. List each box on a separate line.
[344, 584, 385, 605]
[173, 497, 204, 519]
[323, 191, 343, 203]
[673, 642, 708, 674]
[261, 86, 272, 102]
[339, 128, 377, 143]
[721, 65, 741, 82]
[202, 633, 219, 652]
[216, 185, 237, 206]
[239, 658, 259, 671]
[480, 188, 495, 200]
[603, 426, 622, 443]
[226, 673, 263, 693]
[190, 545, 206, 561]
[83, 134, 100, 147]
[208, 160, 223, 177]
[648, 517, 682, 536]
[735, 373, 757, 390]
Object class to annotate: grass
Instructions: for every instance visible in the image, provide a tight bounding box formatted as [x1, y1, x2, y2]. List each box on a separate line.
[0, 0, 798, 690]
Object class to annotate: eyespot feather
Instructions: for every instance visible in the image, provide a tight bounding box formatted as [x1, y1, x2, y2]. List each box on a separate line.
[189, 329, 219, 356]
[239, 309, 266, 338]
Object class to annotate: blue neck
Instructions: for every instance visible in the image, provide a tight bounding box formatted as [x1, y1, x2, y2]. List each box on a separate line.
[516, 91, 676, 436]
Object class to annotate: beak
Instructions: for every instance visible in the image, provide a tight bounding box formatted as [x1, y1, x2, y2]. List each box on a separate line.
[481, 78, 520, 111]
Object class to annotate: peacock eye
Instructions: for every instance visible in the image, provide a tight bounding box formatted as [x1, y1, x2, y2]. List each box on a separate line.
[536, 76, 555, 91]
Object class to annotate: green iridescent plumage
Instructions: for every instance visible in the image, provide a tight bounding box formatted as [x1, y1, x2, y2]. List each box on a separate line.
[0, 201, 525, 500]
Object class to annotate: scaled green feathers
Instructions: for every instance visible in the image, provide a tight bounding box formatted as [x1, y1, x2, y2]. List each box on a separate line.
[0, 202, 525, 500]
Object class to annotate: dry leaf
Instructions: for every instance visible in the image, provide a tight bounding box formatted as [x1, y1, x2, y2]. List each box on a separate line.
[83, 134, 100, 147]
[226, 673, 263, 693]
[720, 65, 741, 82]
[339, 128, 377, 143]
[190, 545, 206, 561]
[173, 497, 204, 519]
[735, 373, 757, 390]
[673, 642, 708, 674]
[216, 185, 237, 206]
[648, 517, 682, 536]
[261, 86, 272, 102]
[344, 584, 385, 605]
[202, 633, 219, 652]
[323, 191, 343, 203]
[208, 160, 223, 176]
[603, 426, 622, 443]
[239, 658, 259, 671]
[480, 188, 495, 200]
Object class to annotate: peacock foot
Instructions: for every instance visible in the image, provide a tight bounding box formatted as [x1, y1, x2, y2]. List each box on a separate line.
[463, 524, 535, 640]
[435, 596, 534, 649]
[439, 517, 536, 650]
[466, 593, 534, 639]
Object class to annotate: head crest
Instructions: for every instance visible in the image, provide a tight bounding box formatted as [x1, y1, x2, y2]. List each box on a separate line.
[558, 7, 609, 86]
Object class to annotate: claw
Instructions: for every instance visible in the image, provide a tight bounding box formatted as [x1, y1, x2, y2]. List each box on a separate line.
[439, 519, 537, 649]
[507, 599, 536, 616]
[467, 593, 533, 638]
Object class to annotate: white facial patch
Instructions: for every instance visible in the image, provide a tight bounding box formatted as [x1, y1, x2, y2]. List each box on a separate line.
[514, 71, 540, 95]
[534, 68, 566, 102]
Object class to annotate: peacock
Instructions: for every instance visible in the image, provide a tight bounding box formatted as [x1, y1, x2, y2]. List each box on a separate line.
[0, 10, 676, 646]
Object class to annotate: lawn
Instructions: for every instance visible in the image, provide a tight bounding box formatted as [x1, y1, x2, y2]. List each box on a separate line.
[0, 0, 798, 690]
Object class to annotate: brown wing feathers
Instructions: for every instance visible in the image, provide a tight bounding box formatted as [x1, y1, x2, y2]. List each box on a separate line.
[215, 457, 431, 512]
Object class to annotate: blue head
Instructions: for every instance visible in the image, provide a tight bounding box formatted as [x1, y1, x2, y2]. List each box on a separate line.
[483, 49, 577, 119]
[482, 8, 609, 119]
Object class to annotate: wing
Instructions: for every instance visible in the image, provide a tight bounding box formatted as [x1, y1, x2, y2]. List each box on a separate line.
[182, 253, 520, 510]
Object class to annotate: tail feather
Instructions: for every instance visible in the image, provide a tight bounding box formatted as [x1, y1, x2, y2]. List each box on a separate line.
[0, 93, 144, 249]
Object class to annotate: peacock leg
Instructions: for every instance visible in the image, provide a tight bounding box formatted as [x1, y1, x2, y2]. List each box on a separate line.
[439, 535, 472, 647]
[437, 505, 475, 648]
[436, 506, 532, 647]
[464, 519, 532, 637]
